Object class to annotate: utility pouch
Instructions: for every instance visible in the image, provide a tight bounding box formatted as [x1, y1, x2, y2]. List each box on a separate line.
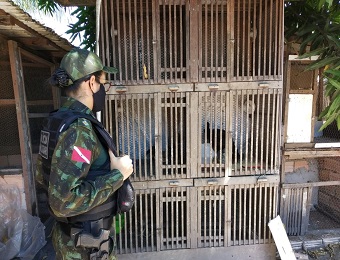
[73, 229, 111, 260]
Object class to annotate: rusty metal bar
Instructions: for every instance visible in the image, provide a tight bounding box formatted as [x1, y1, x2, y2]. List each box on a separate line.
[144, 191, 150, 251]
[246, 0, 251, 78]
[148, 94, 154, 178]
[133, 0, 139, 82]
[252, 0, 256, 78]
[161, 2, 166, 83]
[101, 0, 109, 73]
[109, 1, 117, 76]
[202, 1, 207, 82]
[212, 93, 217, 176]
[257, 0, 262, 78]
[156, 93, 162, 180]
[215, 1, 219, 82]
[197, 188, 202, 247]
[275, 89, 281, 170]
[244, 91, 249, 172]
[136, 95, 142, 175]
[276, 0, 282, 78]
[127, 0, 134, 83]
[268, 0, 273, 77]
[121, 1, 128, 82]
[263, 0, 268, 78]
[258, 184, 263, 243]
[271, 90, 276, 170]
[153, 0, 159, 82]
[242, 186, 246, 244]
[202, 188, 207, 247]
[168, 2, 173, 83]
[249, 91, 254, 173]
[235, 0, 240, 79]
[139, 0, 144, 83]
[169, 93, 174, 176]
[248, 185, 252, 244]
[218, 92, 223, 175]
[221, 2, 225, 81]
[241, 0, 246, 79]
[239, 90, 244, 173]
[265, 91, 270, 172]
[164, 189, 169, 248]
[175, 92, 179, 173]
[209, 2, 213, 82]
[114, 0, 122, 82]
[142, 95, 147, 179]
[263, 185, 267, 243]
[171, 187, 175, 249]
[260, 92, 265, 172]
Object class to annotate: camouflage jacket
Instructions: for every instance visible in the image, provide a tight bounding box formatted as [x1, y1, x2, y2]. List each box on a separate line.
[35, 97, 123, 218]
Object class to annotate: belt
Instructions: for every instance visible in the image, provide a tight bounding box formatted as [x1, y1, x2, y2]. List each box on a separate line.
[59, 216, 113, 237]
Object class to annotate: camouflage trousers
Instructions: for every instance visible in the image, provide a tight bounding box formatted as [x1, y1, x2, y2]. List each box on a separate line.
[52, 221, 117, 260]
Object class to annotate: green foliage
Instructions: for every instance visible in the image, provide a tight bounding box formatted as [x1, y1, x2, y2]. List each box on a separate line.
[65, 6, 96, 51]
[12, 0, 39, 12]
[37, 0, 61, 15]
[285, 0, 340, 130]
[36, 0, 94, 50]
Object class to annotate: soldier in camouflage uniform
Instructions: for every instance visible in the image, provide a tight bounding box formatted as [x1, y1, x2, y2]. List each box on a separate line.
[35, 48, 134, 260]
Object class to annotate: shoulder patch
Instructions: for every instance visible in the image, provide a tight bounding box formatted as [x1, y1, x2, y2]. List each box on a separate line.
[71, 146, 92, 164]
[77, 118, 92, 129]
[79, 118, 90, 126]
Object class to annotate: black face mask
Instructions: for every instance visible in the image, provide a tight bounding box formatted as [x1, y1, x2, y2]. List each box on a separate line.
[92, 84, 106, 112]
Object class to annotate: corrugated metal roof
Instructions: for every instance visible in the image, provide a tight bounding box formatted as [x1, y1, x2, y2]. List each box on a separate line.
[0, 0, 74, 59]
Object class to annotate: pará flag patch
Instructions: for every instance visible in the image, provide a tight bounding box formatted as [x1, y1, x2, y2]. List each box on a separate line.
[71, 146, 91, 164]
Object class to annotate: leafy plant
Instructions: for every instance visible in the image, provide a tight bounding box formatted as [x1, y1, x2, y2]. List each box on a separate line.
[65, 6, 96, 51]
[36, 0, 95, 51]
[285, 0, 340, 129]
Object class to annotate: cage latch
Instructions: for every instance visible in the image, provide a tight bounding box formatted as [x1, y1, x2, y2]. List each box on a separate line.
[258, 83, 269, 88]
[257, 175, 268, 183]
[169, 180, 179, 186]
[168, 85, 179, 92]
[208, 84, 219, 91]
[207, 179, 218, 185]
[116, 86, 127, 94]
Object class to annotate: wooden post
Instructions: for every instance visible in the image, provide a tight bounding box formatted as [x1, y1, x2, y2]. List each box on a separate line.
[189, 0, 199, 83]
[8, 40, 37, 215]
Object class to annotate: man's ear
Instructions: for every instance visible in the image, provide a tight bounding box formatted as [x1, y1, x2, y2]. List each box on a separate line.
[89, 75, 97, 90]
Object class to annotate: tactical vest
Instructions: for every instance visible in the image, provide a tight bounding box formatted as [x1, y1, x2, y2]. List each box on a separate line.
[39, 110, 134, 223]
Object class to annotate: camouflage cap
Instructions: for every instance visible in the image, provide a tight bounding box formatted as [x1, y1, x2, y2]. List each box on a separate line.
[60, 48, 118, 85]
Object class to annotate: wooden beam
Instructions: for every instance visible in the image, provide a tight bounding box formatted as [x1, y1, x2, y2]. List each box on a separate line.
[20, 48, 54, 67]
[19, 37, 50, 48]
[282, 181, 340, 188]
[189, 0, 199, 83]
[8, 40, 37, 215]
[0, 99, 15, 105]
[54, 0, 95, 6]
[10, 16, 65, 52]
[284, 149, 340, 159]
[0, 14, 15, 26]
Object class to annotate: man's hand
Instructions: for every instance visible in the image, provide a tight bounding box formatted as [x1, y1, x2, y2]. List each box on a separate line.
[109, 150, 133, 180]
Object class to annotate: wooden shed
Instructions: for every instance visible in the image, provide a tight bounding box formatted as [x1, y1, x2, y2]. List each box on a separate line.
[0, 0, 73, 216]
